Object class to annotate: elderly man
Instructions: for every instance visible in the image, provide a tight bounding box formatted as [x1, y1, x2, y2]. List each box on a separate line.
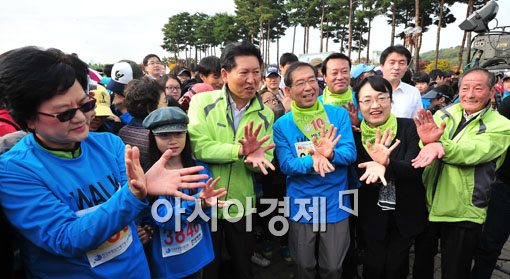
[411, 68, 510, 279]
[380, 45, 423, 118]
[273, 62, 356, 279]
[188, 42, 275, 279]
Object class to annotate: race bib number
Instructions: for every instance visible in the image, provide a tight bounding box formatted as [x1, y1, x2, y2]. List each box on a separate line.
[295, 141, 315, 157]
[160, 223, 203, 257]
[86, 226, 133, 267]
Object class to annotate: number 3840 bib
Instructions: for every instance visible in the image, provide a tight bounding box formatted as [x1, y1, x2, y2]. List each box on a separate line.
[160, 223, 203, 257]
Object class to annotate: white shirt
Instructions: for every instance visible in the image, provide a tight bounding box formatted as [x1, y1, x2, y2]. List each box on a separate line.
[228, 93, 250, 132]
[391, 81, 423, 118]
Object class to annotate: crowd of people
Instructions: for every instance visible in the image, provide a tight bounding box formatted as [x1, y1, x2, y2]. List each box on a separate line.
[0, 41, 509, 279]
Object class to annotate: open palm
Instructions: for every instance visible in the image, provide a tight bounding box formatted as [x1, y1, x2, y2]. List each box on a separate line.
[313, 124, 341, 160]
[413, 109, 446, 145]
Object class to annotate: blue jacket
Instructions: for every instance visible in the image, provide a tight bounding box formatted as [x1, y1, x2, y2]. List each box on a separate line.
[273, 104, 356, 223]
[148, 164, 214, 279]
[0, 133, 150, 278]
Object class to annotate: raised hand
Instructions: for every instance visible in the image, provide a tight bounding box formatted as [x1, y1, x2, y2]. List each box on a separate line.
[281, 89, 293, 113]
[144, 149, 209, 201]
[342, 102, 361, 127]
[125, 145, 147, 199]
[310, 149, 335, 177]
[358, 161, 387, 186]
[413, 109, 446, 145]
[366, 128, 400, 166]
[238, 121, 270, 157]
[312, 124, 341, 160]
[199, 177, 228, 208]
[411, 142, 445, 168]
[244, 143, 276, 175]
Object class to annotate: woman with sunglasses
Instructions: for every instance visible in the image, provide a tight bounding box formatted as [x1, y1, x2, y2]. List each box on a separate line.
[0, 47, 208, 278]
[353, 76, 427, 278]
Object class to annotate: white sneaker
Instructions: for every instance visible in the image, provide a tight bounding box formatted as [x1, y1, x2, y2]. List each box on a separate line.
[251, 252, 271, 267]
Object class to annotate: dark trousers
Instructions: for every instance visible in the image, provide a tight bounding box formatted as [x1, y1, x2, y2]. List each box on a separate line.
[203, 216, 254, 279]
[472, 181, 510, 279]
[413, 221, 482, 279]
[362, 218, 413, 279]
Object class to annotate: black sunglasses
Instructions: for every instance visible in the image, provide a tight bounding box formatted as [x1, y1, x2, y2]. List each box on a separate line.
[38, 98, 97, 122]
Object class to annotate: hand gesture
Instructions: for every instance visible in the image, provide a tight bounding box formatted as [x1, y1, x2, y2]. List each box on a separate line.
[125, 145, 148, 199]
[144, 149, 209, 201]
[366, 128, 400, 166]
[281, 89, 292, 113]
[244, 143, 276, 175]
[411, 142, 445, 168]
[238, 121, 270, 156]
[199, 177, 228, 208]
[342, 102, 361, 127]
[358, 161, 387, 186]
[312, 124, 341, 160]
[413, 109, 446, 145]
[310, 149, 335, 177]
[137, 225, 153, 245]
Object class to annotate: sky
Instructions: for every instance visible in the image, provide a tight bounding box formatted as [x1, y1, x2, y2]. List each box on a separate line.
[1, 0, 509, 65]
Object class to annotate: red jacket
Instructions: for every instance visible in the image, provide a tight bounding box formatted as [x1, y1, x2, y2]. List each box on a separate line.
[0, 109, 20, 137]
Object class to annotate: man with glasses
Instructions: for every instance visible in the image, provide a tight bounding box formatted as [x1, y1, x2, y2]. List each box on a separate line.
[143, 54, 164, 79]
[380, 45, 423, 118]
[273, 62, 356, 279]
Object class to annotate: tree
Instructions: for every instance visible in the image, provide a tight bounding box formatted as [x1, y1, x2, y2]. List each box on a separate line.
[162, 12, 194, 60]
[425, 59, 452, 73]
[433, 0, 456, 69]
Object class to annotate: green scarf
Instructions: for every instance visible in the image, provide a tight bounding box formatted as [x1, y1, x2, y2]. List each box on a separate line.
[361, 114, 398, 152]
[291, 100, 330, 141]
[322, 86, 353, 107]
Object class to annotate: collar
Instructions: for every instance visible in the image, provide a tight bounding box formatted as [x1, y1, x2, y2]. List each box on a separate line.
[34, 134, 82, 159]
[225, 85, 258, 112]
[462, 102, 491, 122]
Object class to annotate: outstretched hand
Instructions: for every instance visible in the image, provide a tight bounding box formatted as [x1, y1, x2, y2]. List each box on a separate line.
[413, 109, 446, 145]
[245, 143, 276, 175]
[312, 124, 341, 160]
[342, 102, 361, 127]
[125, 145, 147, 199]
[310, 149, 335, 177]
[411, 142, 445, 168]
[366, 128, 400, 166]
[199, 177, 228, 208]
[358, 161, 387, 186]
[144, 149, 208, 201]
[238, 121, 270, 156]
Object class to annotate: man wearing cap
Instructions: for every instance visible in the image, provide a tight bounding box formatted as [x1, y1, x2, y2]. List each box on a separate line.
[188, 42, 275, 279]
[177, 68, 192, 83]
[412, 68, 510, 278]
[421, 85, 454, 114]
[380, 45, 423, 118]
[263, 65, 283, 97]
[105, 60, 144, 134]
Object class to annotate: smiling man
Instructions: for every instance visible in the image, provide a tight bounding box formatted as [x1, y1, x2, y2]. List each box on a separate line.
[187, 42, 275, 279]
[319, 53, 354, 108]
[411, 67, 510, 279]
[273, 62, 356, 279]
[380, 45, 423, 118]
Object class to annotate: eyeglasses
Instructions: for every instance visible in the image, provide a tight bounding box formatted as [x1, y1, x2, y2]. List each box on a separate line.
[292, 78, 318, 89]
[165, 86, 181, 92]
[38, 98, 97, 122]
[148, 61, 162, 66]
[358, 95, 391, 106]
[263, 97, 278, 105]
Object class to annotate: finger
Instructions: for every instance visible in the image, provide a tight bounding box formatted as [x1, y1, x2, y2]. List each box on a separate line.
[352, 125, 361, 132]
[319, 162, 326, 177]
[426, 109, 435, 123]
[210, 176, 222, 188]
[384, 132, 393, 147]
[375, 128, 381, 144]
[380, 175, 387, 186]
[332, 134, 341, 146]
[388, 139, 401, 152]
[178, 165, 205, 176]
[326, 124, 334, 139]
[413, 115, 422, 127]
[155, 149, 174, 169]
[257, 135, 271, 145]
[366, 141, 372, 150]
[320, 125, 326, 139]
[439, 121, 446, 131]
[262, 143, 276, 152]
[253, 123, 262, 137]
[263, 159, 276, 171]
[174, 190, 196, 201]
[313, 157, 319, 173]
[257, 161, 268, 175]
[358, 162, 368, 169]
[312, 135, 318, 146]
[180, 181, 207, 189]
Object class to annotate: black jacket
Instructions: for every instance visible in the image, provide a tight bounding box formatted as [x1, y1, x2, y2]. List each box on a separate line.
[354, 118, 428, 241]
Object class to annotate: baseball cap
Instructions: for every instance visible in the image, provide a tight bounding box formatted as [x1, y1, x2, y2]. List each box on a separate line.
[264, 65, 280, 77]
[90, 84, 114, 117]
[503, 72, 510, 82]
[106, 60, 143, 95]
[177, 68, 192, 77]
[310, 57, 323, 67]
[351, 64, 375, 79]
[143, 107, 189, 134]
[422, 85, 454, 100]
